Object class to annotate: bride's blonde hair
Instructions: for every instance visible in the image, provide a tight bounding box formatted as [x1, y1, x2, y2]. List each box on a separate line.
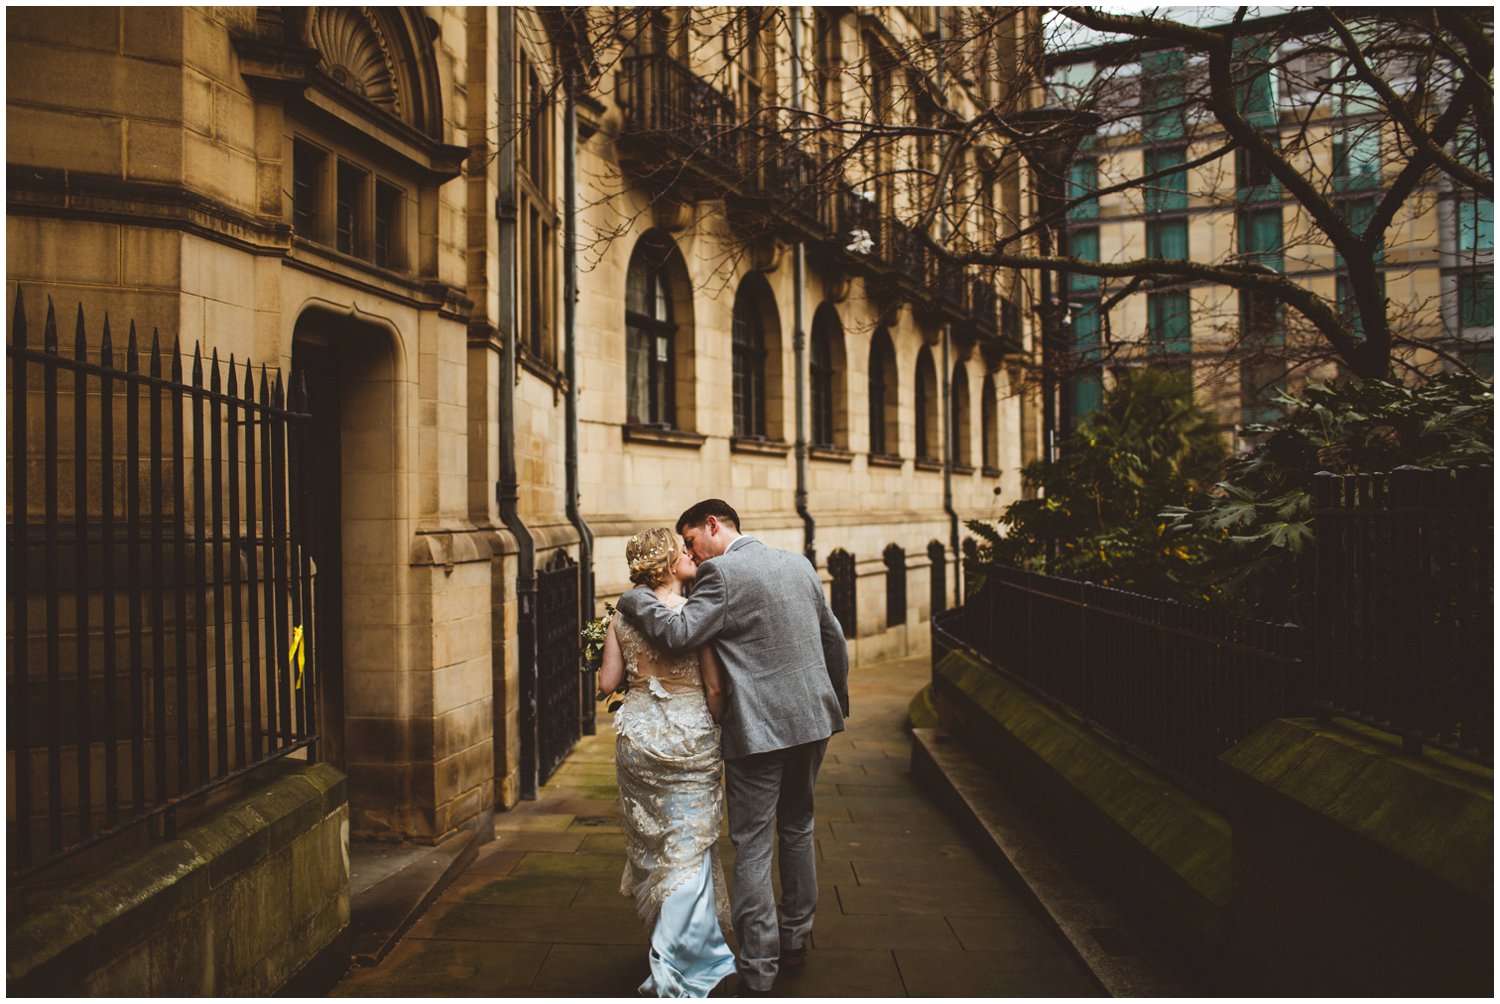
[626, 527, 679, 587]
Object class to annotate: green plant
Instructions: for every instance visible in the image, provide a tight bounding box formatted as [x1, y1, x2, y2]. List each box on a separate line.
[968, 368, 1226, 602]
[1161, 371, 1493, 624]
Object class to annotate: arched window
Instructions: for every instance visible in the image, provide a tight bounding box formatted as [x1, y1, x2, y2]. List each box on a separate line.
[868, 327, 898, 456]
[626, 234, 683, 427]
[732, 274, 782, 439]
[981, 373, 999, 472]
[950, 360, 971, 467]
[810, 303, 845, 449]
[915, 347, 938, 462]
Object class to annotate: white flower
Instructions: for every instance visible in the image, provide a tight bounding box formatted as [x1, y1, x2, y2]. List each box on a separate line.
[846, 229, 874, 255]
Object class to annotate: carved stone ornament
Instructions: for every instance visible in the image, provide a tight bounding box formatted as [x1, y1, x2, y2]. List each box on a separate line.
[308, 7, 402, 117]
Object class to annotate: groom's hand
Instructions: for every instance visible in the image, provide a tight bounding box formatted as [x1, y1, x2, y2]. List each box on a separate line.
[615, 585, 659, 619]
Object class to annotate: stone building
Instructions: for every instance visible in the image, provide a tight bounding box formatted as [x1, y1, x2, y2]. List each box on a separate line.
[1045, 17, 1493, 442]
[6, 7, 1040, 990]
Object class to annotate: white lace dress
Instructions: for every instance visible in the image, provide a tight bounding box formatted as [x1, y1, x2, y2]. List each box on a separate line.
[613, 600, 736, 997]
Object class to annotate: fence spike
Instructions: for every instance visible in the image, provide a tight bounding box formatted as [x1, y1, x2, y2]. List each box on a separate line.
[170, 337, 183, 382]
[244, 358, 256, 402]
[126, 322, 139, 372]
[11, 289, 25, 348]
[150, 329, 161, 377]
[227, 354, 238, 396]
[290, 367, 308, 412]
[101, 315, 113, 367]
[43, 296, 58, 353]
[271, 369, 284, 409]
[74, 303, 87, 360]
[210, 348, 221, 393]
[191, 342, 203, 387]
[259, 363, 270, 402]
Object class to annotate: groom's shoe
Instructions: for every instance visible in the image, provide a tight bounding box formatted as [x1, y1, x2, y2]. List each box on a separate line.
[780, 945, 808, 971]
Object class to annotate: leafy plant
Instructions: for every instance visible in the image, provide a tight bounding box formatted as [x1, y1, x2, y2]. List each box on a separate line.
[1161, 371, 1493, 624]
[968, 368, 1227, 603]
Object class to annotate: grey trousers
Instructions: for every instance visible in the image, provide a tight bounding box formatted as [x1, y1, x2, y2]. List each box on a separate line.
[723, 737, 829, 991]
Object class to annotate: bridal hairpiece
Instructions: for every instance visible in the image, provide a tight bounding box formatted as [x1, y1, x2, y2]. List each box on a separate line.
[626, 528, 677, 585]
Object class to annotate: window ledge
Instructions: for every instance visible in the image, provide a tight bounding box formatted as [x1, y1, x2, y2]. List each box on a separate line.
[868, 453, 905, 469]
[982, 465, 1003, 479]
[520, 350, 565, 388]
[731, 436, 791, 457]
[622, 424, 706, 449]
[915, 458, 944, 472]
[952, 462, 976, 476]
[809, 445, 855, 464]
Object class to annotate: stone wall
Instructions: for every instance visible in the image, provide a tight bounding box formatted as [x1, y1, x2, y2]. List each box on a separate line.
[7, 762, 349, 996]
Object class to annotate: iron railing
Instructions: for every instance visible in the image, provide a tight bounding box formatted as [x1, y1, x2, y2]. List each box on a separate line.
[970, 276, 999, 336]
[828, 549, 857, 639]
[938, 563, 1307, 804]
[884, 544, 907, 627]
[7, 295, 316, 873]
[1314, 466, 1493, 763]
[618, 53, 741, 176]
[533, 549, 581, 785]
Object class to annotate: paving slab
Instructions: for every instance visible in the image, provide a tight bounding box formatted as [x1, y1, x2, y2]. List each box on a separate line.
[329, 655, 1105, 997]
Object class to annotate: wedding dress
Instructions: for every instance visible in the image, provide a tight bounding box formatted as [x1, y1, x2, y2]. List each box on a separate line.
[613, 597, 737, 997]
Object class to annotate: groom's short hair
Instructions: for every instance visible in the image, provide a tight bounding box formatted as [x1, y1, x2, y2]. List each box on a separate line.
[677, 499, 740, 534]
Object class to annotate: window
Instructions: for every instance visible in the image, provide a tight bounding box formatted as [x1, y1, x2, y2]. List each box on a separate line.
[1457, 196, 1494, 256]
[981, 373, 999, 471]
[1239, 207, 1284, 271]
[1070, 301, 1103, 422]
[625, 239, 678, 427]
[949, 362, 971, 467]
[1143, 147, 1187, 213]
[374, 181, 403, 270]
[915, 348, 938, 462]
[292, 140, 325, 240]
[810, 304, 843, 448]
[1333, 120, 1381, 190]
[1233, 39, 1278, 128]
[868, 328, 898, 456]
[1239, 290, 1285, 426]
[517, 54, 557, 365]
[1068, 228, 1101, 295]
[1148, 291, 1192, 364]
[1068, 159, 1099, 221]
[1146, 218, 1188, 260]
[1140, 49, 1185, 143]
[336, 161, 367, 256]
[732, 281, 767, 438]
[1236, 131, 1281, 201]
[815, 11, 843, 119]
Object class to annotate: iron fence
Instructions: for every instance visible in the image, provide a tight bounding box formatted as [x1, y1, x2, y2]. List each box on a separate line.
[939, 563, 1307, 804]
[828, 549, 856, 639]
[1314, 466, 1493, 763]
[7, 295, 316, 873]
[533, 549, 581, 785]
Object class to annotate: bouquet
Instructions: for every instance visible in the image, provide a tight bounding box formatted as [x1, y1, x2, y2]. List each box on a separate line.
[581, 602, 627, 712]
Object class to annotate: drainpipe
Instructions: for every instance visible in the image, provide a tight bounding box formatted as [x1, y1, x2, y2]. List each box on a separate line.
[934, 11, 962, 606]
[497, 9, 539, 800]
[562, 71, 598, 735]
[790, 7, 814, 564]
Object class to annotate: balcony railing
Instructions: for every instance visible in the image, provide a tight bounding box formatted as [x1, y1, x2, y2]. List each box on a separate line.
[970, 276, 999, 336]
[618, 53, 740, 178]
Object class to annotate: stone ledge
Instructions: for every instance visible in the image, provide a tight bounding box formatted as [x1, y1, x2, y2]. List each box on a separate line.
[621, 423, 706, 450]
[8, 762, 348, 996]
[931, 649, 1230, 955]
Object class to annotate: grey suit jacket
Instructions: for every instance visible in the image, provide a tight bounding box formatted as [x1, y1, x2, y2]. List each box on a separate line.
[616, 536, 849, 759]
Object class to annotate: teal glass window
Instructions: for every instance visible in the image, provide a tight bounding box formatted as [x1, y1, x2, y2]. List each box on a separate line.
[1068, 160, 1099, 221]
[1337, 198, 1382, 265]
[1146, 218, 1188, 260]
[1333, 121, 1381, 191]
[1140, 50, 1185, 143]
[1068, 228, 1101, 295]
[1069, 302, 1103, 421]
[1144, 147, 1187, 213]
[1238, 208, 1284, 271]
[1459, 271, 1493, 327]
[1457, 197, 1494, 253]
[1235, 131, 1281, 201]
[1148, 291, 1192, 357]
[1233, 39, 1278, 128]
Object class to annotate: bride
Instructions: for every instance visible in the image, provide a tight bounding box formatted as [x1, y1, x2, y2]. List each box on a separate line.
[598, 528, 738, 997]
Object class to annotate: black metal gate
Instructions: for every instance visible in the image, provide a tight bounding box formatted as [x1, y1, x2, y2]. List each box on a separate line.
[884, 543, 907, 627]
[828, 548, 856, 639]
[7, 295, 317, 872]
[533, 549, 581, 785]
[928, 540, 947, 617]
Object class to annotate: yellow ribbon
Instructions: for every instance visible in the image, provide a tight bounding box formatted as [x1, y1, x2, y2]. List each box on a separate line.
[289, 624, 306, 690]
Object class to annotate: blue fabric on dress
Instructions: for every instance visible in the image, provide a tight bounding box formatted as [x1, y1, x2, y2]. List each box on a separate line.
[639, 850, 738, 997]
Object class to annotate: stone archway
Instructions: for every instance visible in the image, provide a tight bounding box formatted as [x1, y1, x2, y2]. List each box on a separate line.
[291, 307, 402, 785]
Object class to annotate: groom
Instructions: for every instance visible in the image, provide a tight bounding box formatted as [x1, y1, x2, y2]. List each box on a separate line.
[617, 499, 850, 995]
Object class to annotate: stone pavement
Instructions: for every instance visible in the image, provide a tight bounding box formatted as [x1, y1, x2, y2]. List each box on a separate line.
[330, 655, 1102, 997]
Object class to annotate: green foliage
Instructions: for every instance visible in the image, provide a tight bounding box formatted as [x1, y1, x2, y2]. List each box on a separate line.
[581, 603, 626, 712]
[1160, 371, 1493, 624]
[967, 368, 1227, 602]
